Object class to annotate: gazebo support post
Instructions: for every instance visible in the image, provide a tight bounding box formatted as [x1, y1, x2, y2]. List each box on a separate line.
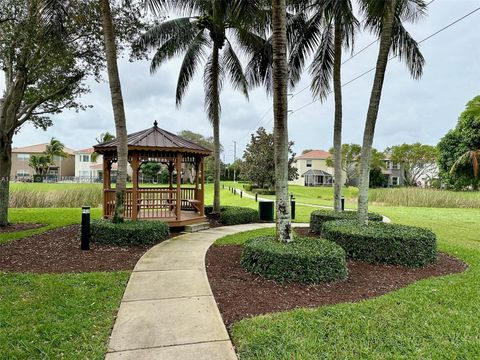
[200, 157, 205, 216]
[131, 154, 140, 220]
[175, 153, 182, 220]
[194, 158, 200, 204]
[167, 161, 174, 212]
[102, 157, 112, 218]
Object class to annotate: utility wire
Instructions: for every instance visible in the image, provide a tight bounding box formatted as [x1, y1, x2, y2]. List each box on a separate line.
[237, 0, 438, 145]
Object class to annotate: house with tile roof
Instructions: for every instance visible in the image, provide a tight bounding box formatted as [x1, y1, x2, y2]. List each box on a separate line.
[11, 143, 75, 179]
[289, 150, 342, 186]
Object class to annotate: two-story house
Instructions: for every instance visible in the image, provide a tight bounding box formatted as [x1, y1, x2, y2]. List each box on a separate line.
[75, 148, 132, 181]
[382, 158, 404, 187]
[289, 150, 338, 186]
[11, 144, 75, 179]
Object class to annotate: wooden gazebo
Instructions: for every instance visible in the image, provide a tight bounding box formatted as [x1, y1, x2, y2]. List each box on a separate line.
[93, 121, 210, 226]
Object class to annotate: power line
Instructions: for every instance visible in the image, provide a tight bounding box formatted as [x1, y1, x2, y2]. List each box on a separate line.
[287, 5, 480, 116]
[237, 0, 438, 144]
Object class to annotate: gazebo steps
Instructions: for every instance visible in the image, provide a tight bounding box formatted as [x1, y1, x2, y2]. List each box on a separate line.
[184, 222, 210, 233]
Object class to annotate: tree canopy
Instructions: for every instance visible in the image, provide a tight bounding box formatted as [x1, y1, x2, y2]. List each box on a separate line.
[389, 143, 438, 186]
[241, 127, 297, 189]
[438, 96, 480, 189]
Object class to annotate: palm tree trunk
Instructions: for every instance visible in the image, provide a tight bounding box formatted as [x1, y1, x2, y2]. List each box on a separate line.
[211, 42, 221, 214]
[333, 19, 343, 212]
[99, 0, 128, 223]
[357, 1, 396, 225]
[272, 0, 292, 243]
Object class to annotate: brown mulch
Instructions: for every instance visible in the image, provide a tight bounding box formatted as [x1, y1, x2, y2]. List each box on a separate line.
[0, 225, 180, 274]
[206, 234, 467, 327]
[0, 223, 45, 233]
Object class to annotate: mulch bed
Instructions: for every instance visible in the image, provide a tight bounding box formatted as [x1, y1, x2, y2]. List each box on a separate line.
[0, 223, 45, 233]
[206, 231, 467, 328]
[0, 225, 180, 274]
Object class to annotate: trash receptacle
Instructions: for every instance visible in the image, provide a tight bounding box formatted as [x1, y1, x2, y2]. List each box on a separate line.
[259, 201, 274, 222]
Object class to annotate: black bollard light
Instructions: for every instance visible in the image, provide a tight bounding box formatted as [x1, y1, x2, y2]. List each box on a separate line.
[81, 206, 90, 250]
[255, 193, 258, 202]
[240, 190, 243, 198]
[341, 196, 345, 212]
[291, 197, 296, 220]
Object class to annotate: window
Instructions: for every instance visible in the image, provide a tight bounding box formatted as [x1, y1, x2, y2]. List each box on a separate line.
[17, 153, 30, 161]
[16, 169, 29, 177]
[391, 176, 399, 186]
[79, 170, 90, 177]
[80, 154, 90, 162]
[306, 160, 312, 168]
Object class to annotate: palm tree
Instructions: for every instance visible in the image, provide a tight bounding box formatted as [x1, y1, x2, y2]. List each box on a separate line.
[28, 155, 50, 176]
[140, 0, 259, 214]
[92, 132, 115, 162]
[99, 0, 129, 223]
[271, 0, 292, 242]
[450, 150, 480, 180]
[357, 0, 426, 224]
[44, 137, 68, 175]
[289, 0, 358, 212]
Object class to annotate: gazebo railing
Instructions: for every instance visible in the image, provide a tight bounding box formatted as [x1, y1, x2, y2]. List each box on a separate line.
[103, 187, 200, 219]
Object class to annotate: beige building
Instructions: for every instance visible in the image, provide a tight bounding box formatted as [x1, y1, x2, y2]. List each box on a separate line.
[11, 144, 75, 180]
[290, 150, 342, 186]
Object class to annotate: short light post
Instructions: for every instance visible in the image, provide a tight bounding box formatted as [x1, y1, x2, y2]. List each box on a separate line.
[240, 190, 243, 198]
[81, 206, 90, 250]
[255, 193, 258, 202]
[290, 193, 295, 219]
[341, 196, 345, 212]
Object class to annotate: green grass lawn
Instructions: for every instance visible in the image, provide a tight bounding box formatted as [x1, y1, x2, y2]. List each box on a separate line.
[0, 272, 129, 359]
[1, 208, 102, 245]
[230, 206, 480, 359]
[4, 183, 480, 359]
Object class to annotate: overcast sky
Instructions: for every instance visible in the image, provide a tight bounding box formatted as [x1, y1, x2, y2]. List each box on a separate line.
[9, 0, 480, 162]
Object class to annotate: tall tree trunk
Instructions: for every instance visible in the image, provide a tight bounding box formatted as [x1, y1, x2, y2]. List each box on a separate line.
[0, 135, 12, 227]
[332, 19, 343, 212]
[211, 43, 221, 214]
[272, 0, 292, 243]
[99, 0, 128, 223]
[0, 70, 27, 227]
[357, 1, 396, 225]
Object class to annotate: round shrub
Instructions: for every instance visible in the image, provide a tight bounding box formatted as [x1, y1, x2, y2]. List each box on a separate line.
[322, 220, 437, 267]
[220, 207, 259, 225]
[310, 209, 383, 235]
[241, 236, 347, 284]
[90, 220, 169, 246]
[205, 205, 259, 225]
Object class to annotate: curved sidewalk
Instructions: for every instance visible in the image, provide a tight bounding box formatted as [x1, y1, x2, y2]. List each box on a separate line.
[105, 223, 285, 360]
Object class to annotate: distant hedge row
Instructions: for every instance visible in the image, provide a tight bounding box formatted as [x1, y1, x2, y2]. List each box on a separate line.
[205, 205, 259, 225]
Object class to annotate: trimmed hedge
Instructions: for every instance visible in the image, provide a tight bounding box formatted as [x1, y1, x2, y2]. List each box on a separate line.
[205, 205, 259, 225]
[310, 209, 383, 235]
[253, 188, 276, 195]
[243, 184, 253, 191]
[90, 219, 169, 246]
[241, 236, 347, 283]
[322, 220, 437, 267]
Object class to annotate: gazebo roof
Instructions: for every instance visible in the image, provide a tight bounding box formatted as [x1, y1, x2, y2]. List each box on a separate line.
[93, 121, 211, 155]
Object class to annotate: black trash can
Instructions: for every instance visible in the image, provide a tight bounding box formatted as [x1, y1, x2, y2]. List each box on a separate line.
[259, 201, 274, 222]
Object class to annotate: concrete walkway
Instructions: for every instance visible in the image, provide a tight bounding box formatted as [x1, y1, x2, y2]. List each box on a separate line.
[105, 223, 286, 360]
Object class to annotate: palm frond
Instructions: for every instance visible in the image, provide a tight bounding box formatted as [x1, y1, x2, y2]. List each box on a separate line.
[39, 0, 67, 34]
[139, 17, 197, 50]
[175, 30, 210, 106]
[244, 35, 273, 95]
[222, 40, 249, 99]
[143, 0, 210, 17]
[288, 11, 323, 88]
[391, 21, 424, 79]
[450, 150, 480, 179]
[309, 22, 335, 101]
[203, 51, 225, 123]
